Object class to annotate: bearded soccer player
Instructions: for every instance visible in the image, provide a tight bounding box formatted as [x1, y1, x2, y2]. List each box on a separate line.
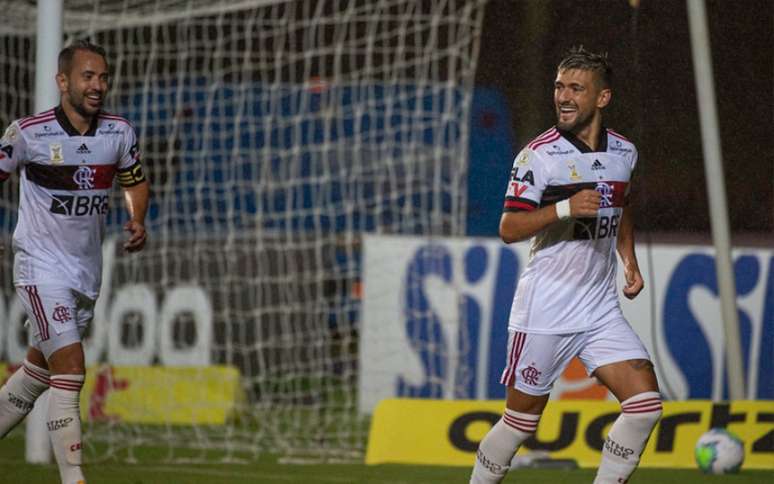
[0, 40, 148, 484]
[469, 47, 661, 484]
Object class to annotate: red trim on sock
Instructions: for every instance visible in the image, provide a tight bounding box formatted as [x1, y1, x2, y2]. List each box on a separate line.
[502, 412, 539, 433]
[23, 365, 50, 385]
[49, 378, 84, 391]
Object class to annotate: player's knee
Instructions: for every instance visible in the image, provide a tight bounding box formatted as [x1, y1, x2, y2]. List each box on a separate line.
[47, 341, 85, 372]
[620, 391, 662, 428]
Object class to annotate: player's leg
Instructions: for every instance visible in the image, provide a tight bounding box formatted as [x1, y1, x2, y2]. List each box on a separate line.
[28, 285, 91, 484]
[470, 331, 576, 484]
[471, 387, 548, 484]
[580, 319, 661, 484]
[0, 345, 50, 438]
[47, 342, 87, 484]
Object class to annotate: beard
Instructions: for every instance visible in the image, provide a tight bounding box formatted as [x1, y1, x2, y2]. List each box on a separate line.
[68, 88, 102, 118]
[555, 105, 594, 133]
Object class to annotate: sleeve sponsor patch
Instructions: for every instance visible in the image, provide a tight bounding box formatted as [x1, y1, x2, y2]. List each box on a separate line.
[117, 162, 146, 187]
[503, 149, 544, 213]
[129, 142, 140, 162]
[1, 124, 17, 143]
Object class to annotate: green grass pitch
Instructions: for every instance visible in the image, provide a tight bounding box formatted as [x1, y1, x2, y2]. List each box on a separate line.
[1, 430, 771, 483]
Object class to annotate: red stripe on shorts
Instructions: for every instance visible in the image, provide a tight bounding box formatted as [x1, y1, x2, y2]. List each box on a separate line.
[501, 331, 526, 387]
[25, 285, 49, 341]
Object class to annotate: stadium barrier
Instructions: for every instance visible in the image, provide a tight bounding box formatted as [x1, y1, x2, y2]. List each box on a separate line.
[0, 364, 243, 425]
[359, 235, 774, 410]
[365, 398, 774, 469]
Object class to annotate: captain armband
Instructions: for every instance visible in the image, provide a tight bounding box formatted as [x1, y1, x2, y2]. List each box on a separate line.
[117, 162, 146, 187]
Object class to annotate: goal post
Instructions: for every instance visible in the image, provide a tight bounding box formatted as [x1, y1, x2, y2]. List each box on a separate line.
[1, 0, 488, 462]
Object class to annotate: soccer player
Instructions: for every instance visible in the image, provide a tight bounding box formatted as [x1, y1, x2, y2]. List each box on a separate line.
[470, 47, 661, 483]
[0, 40, 149, 484]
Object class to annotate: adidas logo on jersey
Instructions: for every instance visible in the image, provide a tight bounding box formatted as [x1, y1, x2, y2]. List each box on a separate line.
[591, 159, 605, 171]
[76, 143, 91, 154]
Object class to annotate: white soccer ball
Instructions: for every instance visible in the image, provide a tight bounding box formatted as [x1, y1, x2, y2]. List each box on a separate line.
[694, 428, 745, 474]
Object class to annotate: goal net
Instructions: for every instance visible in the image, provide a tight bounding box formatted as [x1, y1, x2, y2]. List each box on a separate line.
[0, 0, 487, 462]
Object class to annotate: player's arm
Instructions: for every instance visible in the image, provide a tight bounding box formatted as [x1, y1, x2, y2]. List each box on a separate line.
[0, 121, 25, 183]
[500, 189, 601, 243]
[122, 180, 149, 252]
[617, 149, 643, 299]
[617, 203, 644, 300]
[117, 128, 149, 252]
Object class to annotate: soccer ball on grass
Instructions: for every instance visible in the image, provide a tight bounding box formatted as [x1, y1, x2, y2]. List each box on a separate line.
[694, 428, 744, 474]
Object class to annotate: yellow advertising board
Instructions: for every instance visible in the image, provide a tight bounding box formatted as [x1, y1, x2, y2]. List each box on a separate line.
[0, 364, 243, 425]
[366, 399, 774, 469]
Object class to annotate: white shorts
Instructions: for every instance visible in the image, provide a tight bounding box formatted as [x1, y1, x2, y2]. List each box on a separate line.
[15, 284, 95, 360]
[499, 317, 651, 396]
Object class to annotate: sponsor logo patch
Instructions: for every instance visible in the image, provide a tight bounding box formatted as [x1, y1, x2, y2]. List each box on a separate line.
[547, 144, 574, 156]
[8, 392, 33, 412]
[50, 194, 109, 216]
[611, 139, 633, 153]
[604, 435, 635, 460]
[50, 143, 64, 164]
[98, 122, 122, 135]
[47, 417, 74, 431]
[2, 124, 17, 142]
[0, 143, 13, 159]
[35, 125, 66, 138]
[476, 449, 505, 473]
[568, 163, 582, 181]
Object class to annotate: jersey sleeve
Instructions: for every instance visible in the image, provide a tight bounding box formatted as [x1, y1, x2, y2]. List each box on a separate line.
[116, 124, 146, 187]
[623, 145, 639, 205]
[503, 148, 549, 213]
[0, 121, 26, 182]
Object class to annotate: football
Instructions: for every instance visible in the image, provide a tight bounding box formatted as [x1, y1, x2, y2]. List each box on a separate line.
[694, 428, 745, 474]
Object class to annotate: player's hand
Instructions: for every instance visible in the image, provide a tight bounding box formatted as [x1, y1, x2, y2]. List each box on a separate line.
[123, 220, 147, 252]
[569, 189, 601, 217]
[622, 265, 644, 299]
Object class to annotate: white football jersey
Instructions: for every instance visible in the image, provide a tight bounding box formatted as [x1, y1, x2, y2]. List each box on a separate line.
[0, 106, 145, 298]
[503, 127, 638, 334]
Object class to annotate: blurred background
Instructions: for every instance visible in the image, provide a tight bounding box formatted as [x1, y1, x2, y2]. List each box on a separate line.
[0, 0, 771, 470]
[468, 0, 773, 240]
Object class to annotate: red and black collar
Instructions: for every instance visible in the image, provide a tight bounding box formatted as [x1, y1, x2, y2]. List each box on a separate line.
[55, 105, 99, 137]
[556, 126, 608, 153]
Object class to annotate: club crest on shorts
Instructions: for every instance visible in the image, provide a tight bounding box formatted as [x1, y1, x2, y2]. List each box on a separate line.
[52, 303, 72, 323]
[521, 364, 541, 385]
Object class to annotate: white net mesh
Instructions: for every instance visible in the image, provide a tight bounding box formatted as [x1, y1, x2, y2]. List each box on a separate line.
[0, 0, 486, 462]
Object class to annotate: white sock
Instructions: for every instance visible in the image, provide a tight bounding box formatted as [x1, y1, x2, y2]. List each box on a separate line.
[594, 391, 662, 484]
[470, 409, 540, 484]
[48, 374, 86, 484]
[0, 360, 50, 438]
